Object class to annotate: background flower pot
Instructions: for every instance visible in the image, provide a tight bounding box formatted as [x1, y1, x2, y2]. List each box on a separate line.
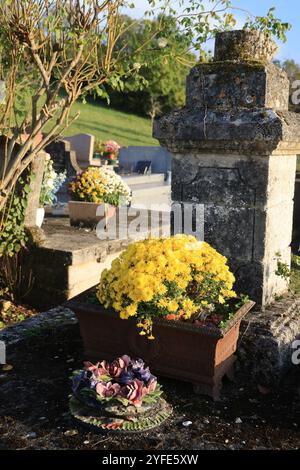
[67, 292, 255, 400]
[68, 201, 116, 228]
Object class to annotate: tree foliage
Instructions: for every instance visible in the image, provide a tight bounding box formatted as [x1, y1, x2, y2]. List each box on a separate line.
[105, 15, 197, 118]
[0, 0, 291, 217]
[277, 59, 300, 113]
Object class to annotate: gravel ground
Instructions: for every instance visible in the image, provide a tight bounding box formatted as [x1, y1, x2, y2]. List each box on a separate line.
[0, 310, 300, 450]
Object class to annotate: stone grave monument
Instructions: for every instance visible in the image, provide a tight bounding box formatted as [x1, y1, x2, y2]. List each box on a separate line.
[154, 29, 300, 387]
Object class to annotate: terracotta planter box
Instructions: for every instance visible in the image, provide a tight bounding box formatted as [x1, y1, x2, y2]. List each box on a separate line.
[67, 292, 255, 400]
[68, 201, 116, 228]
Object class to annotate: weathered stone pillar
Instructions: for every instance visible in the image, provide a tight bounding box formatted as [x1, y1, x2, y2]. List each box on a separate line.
[154, 30, 300, 307]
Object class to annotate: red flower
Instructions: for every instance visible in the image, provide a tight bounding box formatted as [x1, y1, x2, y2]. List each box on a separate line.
[166, 313, 179, 321]
[104, 140, 121, 154]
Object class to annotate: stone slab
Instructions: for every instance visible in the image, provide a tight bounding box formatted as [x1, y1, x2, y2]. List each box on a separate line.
[154, 108, 300, 156]
[24, 218, 127, 308]
[0, 306, 76, 349]
[292, 178, 300, 252]
[63, 134, 95, 168]
[24, 215, 171, 308]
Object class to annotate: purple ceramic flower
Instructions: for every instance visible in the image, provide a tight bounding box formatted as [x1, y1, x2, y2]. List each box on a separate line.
[131, 358, 156, 383]
[72, 370, 90, 395]
[119, 369, 135, 384]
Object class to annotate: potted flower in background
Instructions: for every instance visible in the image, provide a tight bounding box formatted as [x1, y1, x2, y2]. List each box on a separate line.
[102, 140, 121, 166]
[69, 355, 172, 432]
[38, 156, 66, 227]
[67, 235, 255, 400]
[68, 166, 131, 228]
[93, 139, 103, 160]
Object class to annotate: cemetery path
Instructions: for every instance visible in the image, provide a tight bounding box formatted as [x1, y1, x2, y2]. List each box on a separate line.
[0, 310, 299, 450]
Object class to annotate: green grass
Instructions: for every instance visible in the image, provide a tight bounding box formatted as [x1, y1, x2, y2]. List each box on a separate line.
[291, 255, 300, 294]
[19, 88, 158, 146]
[58, 100, 158, 147]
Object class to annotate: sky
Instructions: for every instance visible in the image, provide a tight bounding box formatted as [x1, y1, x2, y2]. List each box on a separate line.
[123, 0, 300, 63]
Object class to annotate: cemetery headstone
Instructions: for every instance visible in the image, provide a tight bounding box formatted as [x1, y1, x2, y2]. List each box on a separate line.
[45, 139, 81, 205]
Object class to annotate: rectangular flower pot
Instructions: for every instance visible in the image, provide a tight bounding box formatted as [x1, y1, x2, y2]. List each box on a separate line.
[68, 201, 116, 228]
[67, 291, 255, 400]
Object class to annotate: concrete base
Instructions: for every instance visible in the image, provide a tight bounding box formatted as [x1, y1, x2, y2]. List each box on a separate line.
[238, 295, 300, 388]
[123, 174, 171, 208]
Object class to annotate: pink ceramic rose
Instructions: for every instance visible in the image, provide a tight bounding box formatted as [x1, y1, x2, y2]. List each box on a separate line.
[142, 377, 157, 397]
[108, 355, 131, 378]
[85, 355, 131, 380]
[122, 379, 144, 407]
[84, 360, 110, 378]
[96, 381, 121, 398]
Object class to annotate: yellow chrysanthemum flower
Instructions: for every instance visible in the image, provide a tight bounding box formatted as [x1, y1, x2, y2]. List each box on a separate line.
[96, 235, 237, 338]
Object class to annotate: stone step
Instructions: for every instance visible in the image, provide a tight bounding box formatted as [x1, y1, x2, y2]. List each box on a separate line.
[122, 173, 166, 185]
[130, 182, 171, 208]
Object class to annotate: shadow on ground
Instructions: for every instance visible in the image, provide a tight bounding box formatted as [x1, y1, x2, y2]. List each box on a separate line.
[0, 322, 299, 450]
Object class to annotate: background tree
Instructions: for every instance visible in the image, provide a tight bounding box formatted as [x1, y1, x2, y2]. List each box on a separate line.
[274, 59, 300, 113]
[0, 1, 291, 216]
[0, 0, 287, 221]
[104, 14, 197, 117]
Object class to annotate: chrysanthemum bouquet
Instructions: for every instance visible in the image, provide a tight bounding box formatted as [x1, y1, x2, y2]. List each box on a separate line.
[98, 235, 238, 339]
[69, 167, 131, 206]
